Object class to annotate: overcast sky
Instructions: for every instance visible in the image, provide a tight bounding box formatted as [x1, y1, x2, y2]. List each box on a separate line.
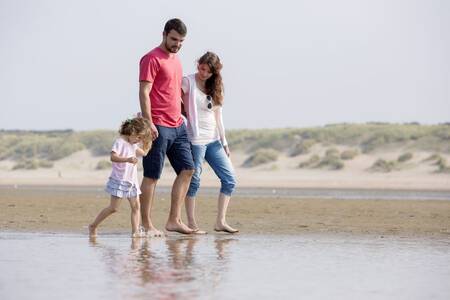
[1, 0, 449, 130]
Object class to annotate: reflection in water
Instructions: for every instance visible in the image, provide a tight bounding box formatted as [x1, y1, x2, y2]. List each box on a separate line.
[1, 233, 449, 300]
[88, 236, 237, 300]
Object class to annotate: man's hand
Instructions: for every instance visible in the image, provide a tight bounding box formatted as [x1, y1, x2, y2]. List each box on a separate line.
[127, 157, 138, 165]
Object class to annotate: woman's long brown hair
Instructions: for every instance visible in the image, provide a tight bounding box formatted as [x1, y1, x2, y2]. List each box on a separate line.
[198, 52, 224, 106]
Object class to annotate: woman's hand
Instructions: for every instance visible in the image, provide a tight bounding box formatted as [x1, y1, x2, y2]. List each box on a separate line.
[223, 145, 230, 157]
[127, 157, 138, 165]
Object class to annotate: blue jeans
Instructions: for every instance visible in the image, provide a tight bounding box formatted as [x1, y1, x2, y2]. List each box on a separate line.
[187, 140, 236, 197]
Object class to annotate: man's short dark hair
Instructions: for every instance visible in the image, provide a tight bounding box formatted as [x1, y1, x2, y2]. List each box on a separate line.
[164, 18, 187, 36]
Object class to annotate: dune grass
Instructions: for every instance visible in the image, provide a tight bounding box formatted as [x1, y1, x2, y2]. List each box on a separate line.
[1, 124, 449, 171]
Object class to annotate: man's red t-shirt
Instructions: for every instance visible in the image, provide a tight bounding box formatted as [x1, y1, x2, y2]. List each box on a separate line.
[139, 47, 183, 127]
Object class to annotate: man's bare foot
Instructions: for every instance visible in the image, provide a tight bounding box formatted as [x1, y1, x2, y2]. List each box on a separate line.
[214, 223, 239, 234]
[88, 224, 97, 237]
[166, 220, 195, 234]
[192, 229, 208, 235]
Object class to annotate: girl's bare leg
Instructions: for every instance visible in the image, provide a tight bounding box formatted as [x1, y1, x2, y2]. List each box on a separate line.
[89, 196, 121, 236]
[128, 197, 142, 237]
[214, 193, 238, 233]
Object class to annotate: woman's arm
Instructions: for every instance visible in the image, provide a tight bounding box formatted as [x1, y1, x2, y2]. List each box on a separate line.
[214, 107, 230, 156]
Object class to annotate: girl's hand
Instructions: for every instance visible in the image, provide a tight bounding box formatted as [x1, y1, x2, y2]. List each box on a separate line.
[223, 145, 230, 157]
[127, 157, 138, 165]
[150, 123, 159, 141]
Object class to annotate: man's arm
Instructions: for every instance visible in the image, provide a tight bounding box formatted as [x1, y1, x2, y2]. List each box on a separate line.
[139, 81, 158, 140]
[139, 81, 153, 120]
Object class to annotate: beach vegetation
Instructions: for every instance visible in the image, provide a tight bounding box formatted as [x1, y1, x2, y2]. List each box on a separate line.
[298, 154, 320, 168]
[370, 159, 397, 172]
[12, 159, 54, 170]
[242, 148, 278, 168]
[397, 152, 413, 163]
[289, 139, 316, 157]
[1, 124, 449, 165]
[340, 149, 358, 160]
[317, 149, 344, 170]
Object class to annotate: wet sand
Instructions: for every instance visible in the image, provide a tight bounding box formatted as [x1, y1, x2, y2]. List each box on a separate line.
[1, 186, 449, 237]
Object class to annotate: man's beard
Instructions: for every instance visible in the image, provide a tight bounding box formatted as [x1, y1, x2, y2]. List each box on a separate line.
[165, 41, 180, 53]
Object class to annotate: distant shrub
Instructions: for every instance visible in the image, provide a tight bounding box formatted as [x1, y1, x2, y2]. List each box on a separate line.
[431, 157, 450, 173]
[46, 140, 85, 161]
[370, 159, 397, 172]
[423, 153, 442, 162]
[38, 160, 54, 168]
[96, 160, 112, 170]
[316, 155, 344, 170]
[325, 148, 339, 157]
[242, 149, 278, 168]
[433, 157, 447, 167]
[340, 149, 358, 160]
[397, 152, 413, 163]
[298, 154, 320, 168]
[267, 164, 279, 171]
[437, 161, 450, 173]
[12, 159, 53, 170]
[78, 131, 116, 156]
[289, 139, 316, 157]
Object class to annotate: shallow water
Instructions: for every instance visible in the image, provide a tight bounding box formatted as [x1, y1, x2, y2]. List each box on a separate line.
[0, 233, 449, 300]
[2, 184, 450, 201]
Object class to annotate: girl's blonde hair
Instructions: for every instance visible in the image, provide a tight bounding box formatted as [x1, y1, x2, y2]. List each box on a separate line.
[119, 117, 152, 152]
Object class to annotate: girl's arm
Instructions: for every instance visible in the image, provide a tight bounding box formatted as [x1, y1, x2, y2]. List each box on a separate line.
[214, 107, 230, 156]
[111, 151, 138, 164]
[135, 147, 149, 157]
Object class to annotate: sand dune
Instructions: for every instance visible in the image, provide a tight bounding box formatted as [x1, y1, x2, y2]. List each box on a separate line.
[0, 148, 449, 190]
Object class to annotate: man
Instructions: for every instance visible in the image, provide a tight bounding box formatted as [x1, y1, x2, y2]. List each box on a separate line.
[139, 18, 195, 236]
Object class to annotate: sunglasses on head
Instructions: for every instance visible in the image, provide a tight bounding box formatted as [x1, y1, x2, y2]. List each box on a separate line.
[206, 95, 212, 110]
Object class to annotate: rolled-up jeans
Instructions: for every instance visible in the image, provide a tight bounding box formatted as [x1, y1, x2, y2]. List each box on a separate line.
[187, 140, 236, 197]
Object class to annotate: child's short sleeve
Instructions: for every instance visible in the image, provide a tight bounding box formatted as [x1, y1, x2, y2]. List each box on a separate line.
[139, 54, 160, 83]
[111, 139, 123, 154]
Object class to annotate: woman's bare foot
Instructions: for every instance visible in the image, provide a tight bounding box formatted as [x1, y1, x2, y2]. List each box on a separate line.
[166, 220, 195, 234]
[214, 223, 239, 234]
[187, 222, 207, 235]
[88, 224, 97, 237]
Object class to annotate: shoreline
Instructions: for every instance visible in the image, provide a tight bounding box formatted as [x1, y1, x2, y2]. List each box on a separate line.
[2, 184, 450, 202]
[1, 187, 449, 238]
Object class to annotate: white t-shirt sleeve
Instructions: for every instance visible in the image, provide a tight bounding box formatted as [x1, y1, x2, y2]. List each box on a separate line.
[181, 77, 189, 94]
[111, 138, 123, 154]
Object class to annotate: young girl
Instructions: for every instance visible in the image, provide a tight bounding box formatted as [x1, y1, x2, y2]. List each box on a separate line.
[182, 51, 238, 234]
[89, 117, 152, 238]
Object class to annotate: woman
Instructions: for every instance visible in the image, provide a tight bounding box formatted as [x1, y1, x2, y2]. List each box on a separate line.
[182, 51, 238, 234]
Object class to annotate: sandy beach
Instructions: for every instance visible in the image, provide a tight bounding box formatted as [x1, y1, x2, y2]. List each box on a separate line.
[1, 149, 449, 237]
[1, 186, 449, 237]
